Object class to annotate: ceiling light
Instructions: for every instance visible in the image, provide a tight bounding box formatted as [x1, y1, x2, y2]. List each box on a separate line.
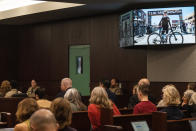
[0, 0, 46, 12]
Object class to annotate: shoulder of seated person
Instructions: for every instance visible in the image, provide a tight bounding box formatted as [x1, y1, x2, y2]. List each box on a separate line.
[14, 123, 28, 131]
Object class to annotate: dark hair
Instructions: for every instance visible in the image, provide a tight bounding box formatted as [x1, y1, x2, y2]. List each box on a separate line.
[138, 84, 149, 96]
[188, 83, 196, 90]
[10, 80, 18, 89]
[102, 80, 110, 89]
[35, 88, 46, 99]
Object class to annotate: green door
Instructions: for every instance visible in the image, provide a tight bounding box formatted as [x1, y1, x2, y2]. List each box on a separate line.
[69, 45, 90, 96]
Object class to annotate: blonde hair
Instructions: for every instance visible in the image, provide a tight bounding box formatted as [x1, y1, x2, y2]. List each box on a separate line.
[183, 90, 194, 104]
[189, 92, 196, 105]
[162, 84, 181, 106]
[16, 98, 39, 122]
[89, 87, 112, 109]
[50, 98, 72, 129]
[64, 88, 87, 111]
[0, 80, 11, 96]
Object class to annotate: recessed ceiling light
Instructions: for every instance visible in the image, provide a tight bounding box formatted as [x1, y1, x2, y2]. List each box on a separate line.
[0, 0, 46, 12]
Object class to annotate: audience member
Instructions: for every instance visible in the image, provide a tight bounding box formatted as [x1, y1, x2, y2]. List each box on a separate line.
[160, 84, 183, 120]
[128, 84, 139, 109]
[187, 82, 196, 91]
[56, 78, 72, 98]
[5, 80, 22, 97]
[30, 109, 59, 131]
[88, 87, 120, 131]
[0, 80, 11, 97]
[109, 78, 122, 95]
[14, 98, 39, 131]
[27, 80, 40, 97]
[188, 92, 196, 117]
[35, 88, 51, 109]
[138, 78, 156, 104]
[50, 98, 77, 131]
[133, 83, 157, 114]
[64, 88, 87, 112]
[99, 80, 116, 104]
[181, 89, 194, 107]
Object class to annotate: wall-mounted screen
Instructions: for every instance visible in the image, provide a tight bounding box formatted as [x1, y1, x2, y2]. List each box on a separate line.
[120, 6, 195, 47]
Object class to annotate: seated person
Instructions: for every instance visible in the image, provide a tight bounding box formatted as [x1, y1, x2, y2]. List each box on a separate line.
[88, 87, 121, 131]
[133, 82, 157, 114]
[64, 88, 87, 112]
[128, 84, 139, 109]
[14, 98, 39, 131]
[181, 89, 194, 108]
[109, 78, 122, 95]
[56, 78, 72, 98]
[188, 92, 196, 117]
[160, 84, 183, 120]
[26, 80, 40, 97]
[30, 109, 59, 131]
[99, 80, 116, 104]
[35, 88, 51, 109]
[5, 80, 22, 97]
[0, 80, 11, 97]
[50, 98, 77, 131]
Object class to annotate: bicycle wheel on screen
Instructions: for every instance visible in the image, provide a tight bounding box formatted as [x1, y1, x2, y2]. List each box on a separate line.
[147, 33, 161, 45]
[169, 32, 183, 44]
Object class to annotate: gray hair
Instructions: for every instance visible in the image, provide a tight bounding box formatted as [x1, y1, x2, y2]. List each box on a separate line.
[64, 88, 87, 111]
[189, 92, 196, 105]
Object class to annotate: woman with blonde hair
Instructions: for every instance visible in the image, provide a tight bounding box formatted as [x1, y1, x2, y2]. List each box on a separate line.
[160, 84, 183, 120]
[64, 88, 87, 112]
[14, 98, 39, 131]
[0, 80, 11, 97]
[88, 87, 120, 130]
[50, 98, 76, 131]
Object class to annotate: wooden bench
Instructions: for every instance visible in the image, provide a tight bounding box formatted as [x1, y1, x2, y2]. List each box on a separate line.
[71, 111, 90, 131]
[113, 113, 153, 131]
[119, 108, 133, 115]
[0, 97, 25, 127]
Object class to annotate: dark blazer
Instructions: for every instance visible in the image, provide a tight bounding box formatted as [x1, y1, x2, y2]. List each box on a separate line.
[161, 105, 184, 120]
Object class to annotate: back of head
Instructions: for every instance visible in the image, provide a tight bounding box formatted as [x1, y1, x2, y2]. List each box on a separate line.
[103, 80, 111, 89]
[10, 80, 18, 89]
[188, 83, 196, 91]
[16, 98, 39, 122]
[61, 78, 72, 91]
[189, 92, 196, 105]
[138, 78, 150, 87]
[30, 109, 58, 131]
[89, 87, 112, 109]
[50, 98, 72, 129]
[162, 84, 181, 106]
[64, 88, 86, 111]
[35, 88, 46, 99]
[138, 84, 149, 96]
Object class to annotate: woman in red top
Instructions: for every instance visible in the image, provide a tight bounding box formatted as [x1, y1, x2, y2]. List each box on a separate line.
[88, 87, 121, 130]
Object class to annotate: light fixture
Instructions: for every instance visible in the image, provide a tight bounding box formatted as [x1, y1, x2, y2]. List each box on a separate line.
[0, 0, 46, 12]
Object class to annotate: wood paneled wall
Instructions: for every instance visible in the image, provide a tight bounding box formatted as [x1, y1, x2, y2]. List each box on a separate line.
[15, 14, 147, 97]
[0, 13, 189, 102]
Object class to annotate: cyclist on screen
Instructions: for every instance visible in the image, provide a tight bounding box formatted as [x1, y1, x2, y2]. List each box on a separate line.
[159, 11, 171, 35]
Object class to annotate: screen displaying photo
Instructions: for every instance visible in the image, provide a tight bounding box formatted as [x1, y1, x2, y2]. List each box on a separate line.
[120, 6, 195, 46]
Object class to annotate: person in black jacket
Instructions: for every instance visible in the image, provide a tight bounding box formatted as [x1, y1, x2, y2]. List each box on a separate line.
[160, 84, 183, 120]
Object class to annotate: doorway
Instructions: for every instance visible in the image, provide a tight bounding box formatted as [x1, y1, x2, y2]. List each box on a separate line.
[69, 45, 90, 96]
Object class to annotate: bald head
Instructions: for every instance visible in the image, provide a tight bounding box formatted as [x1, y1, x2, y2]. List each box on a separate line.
[61, 78, 72, 91]
[138, 78, 150, 87]
[30, 109, 58, 131]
